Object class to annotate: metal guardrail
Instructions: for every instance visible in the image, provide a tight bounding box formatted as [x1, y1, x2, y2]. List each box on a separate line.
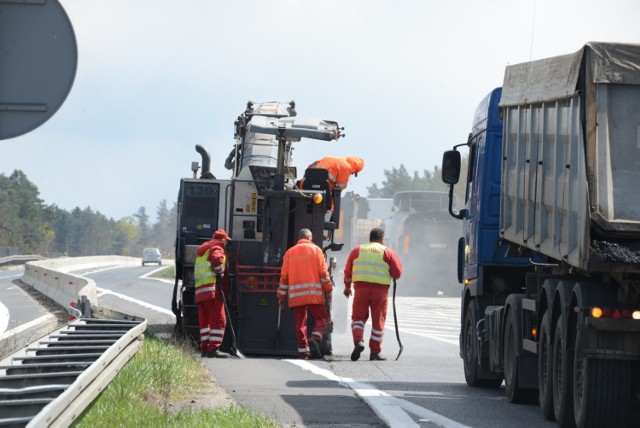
[0, 317, 146, 427]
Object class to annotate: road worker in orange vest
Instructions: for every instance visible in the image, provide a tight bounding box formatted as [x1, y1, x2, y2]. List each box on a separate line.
[344, 227, 403, 361]
[306, 156, 364, 193]
[194, 229, 232, 358]
[302, 156, 364, 220]
[277, 228, 333, 359]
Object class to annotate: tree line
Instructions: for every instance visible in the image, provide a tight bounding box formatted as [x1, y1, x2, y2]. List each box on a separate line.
[0, 159, 467, 257]
[366, 158, 467, 202]
[0, 170, 176, 257]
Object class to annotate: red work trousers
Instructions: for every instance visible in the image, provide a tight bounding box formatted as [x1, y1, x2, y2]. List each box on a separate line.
[197, 287, 226, 353]
[292, 304, 329, 357]
[350, 283, 389, 354]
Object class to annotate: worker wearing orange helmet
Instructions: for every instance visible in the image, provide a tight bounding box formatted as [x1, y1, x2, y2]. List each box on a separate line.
[306, 156, 364, 193]
[303, 156, 364, 220]
[194, 229, 232, 358]
[277, 228, 333, 359]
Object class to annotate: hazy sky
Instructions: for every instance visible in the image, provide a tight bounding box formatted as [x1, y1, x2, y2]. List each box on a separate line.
[2, 0, 639, 220]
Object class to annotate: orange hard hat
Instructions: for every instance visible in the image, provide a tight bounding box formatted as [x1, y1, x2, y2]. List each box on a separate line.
[213, 229, 232, 240]
[346, 157, 364, 176]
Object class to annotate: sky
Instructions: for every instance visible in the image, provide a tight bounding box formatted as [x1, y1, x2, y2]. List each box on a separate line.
[2, 0, 640, 221]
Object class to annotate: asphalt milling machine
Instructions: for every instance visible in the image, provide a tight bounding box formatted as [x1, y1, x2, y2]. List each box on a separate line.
[171, 101, 346, 357]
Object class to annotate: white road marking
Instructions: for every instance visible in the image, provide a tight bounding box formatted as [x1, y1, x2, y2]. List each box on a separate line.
[0, 272, 23, 280]
[0, 300, 9, 337]
[96, 288, 175, 316]
[139, 266, 174, 284]
[289, 360, 470, 428]
[81, 263, 173, 283]
[79, 265, 123, 275]
[1, 313, 56, 340]
[401, 330, 458, 346]
[347, 297, 460, 346]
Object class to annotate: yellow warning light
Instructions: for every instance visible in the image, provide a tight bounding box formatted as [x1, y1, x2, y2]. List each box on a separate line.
[313, 193, 323, 204]
[591, 307, 603, 318]
[632, 311, 640, 320]
[531, 327, 537, 339]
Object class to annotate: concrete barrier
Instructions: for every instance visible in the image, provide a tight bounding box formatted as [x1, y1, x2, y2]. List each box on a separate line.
[22, 256, 141, 311]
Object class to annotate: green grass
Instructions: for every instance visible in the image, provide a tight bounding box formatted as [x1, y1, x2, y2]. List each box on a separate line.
[152, 265, 175, 280]
[74, 335, 279, 427]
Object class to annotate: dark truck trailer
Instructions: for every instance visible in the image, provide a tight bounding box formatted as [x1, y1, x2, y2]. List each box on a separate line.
[386, 191, 460, 296]
[442, 42, 640, 427]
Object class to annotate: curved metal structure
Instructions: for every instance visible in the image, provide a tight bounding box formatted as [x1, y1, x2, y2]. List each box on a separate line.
[0, 317, 146, 427]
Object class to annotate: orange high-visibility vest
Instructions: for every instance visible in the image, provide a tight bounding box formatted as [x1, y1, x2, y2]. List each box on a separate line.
[278, 240, 332, 307]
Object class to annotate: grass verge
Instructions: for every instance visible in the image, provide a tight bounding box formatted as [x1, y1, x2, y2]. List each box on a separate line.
[152, 265, 175, 280]
[73, 334, 279, 427]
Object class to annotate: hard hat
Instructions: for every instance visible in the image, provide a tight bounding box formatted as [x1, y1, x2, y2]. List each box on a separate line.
[346, 157, 364, 176]
[213, 229, 232, 240]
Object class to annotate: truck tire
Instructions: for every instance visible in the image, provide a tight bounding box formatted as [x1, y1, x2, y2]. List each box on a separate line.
[573, 326, 630, 428]
[504, 308, 537, 403]
[462, 304, 480, 386]
[552, 316, 574, 426]
[538, 312, 555, 420]
[463, 302, 501, 388]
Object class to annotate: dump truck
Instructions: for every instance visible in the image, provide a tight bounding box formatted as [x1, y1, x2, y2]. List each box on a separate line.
[385, 191, 460, 295]
[338, 192, 393, 251]
[171, 101, 345, 357]
[441, 42, 640, 426]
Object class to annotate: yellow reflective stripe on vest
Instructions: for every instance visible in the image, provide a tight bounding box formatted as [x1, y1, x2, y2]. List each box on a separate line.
[352, 242, 391, 285]
[195, 251, 217, 290]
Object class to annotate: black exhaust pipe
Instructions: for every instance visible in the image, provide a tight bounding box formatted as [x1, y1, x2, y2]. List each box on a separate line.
[195, 144, 215, 179]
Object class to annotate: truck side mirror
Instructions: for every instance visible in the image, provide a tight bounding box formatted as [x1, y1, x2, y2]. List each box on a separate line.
[442, 150, 461, 185]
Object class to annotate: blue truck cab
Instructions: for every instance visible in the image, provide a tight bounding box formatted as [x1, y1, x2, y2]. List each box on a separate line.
[461, 88, 535, 291]
[443, 87, 536, 386]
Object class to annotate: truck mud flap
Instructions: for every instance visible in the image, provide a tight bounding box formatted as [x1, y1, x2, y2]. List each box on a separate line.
[582, 317, 640, 359]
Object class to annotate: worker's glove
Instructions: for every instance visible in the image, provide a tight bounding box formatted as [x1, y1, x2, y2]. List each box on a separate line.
[278, 299, 285, 309]
[214, 265, 224, 279]
[343, 286, 352, 298]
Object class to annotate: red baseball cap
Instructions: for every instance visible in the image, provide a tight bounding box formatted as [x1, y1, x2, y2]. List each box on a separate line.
[213, 229, 232, 240]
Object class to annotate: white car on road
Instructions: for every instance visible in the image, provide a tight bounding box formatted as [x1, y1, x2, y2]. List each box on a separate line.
[142, 248, 162, 266]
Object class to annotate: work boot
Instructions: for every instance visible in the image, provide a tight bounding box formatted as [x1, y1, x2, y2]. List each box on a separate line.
[205, 349, 230, 358]
[309, 338, 322, 359]
[351, 340, 365, 361]
[200, 350, 207, 357]
[299, 353, 310, 360]
[369, 352, 387, 361]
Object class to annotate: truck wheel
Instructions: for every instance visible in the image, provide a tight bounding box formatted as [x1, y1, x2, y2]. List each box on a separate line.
[538, 312, 555, 420]
[463, 303, 480, 386]
[552, 316, 574, 426]
[504, 308, 537, 403]
[463, 302, 501, 388]
[573, 326, 630, 427]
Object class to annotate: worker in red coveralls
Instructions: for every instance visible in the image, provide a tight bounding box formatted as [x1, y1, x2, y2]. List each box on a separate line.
[277, 228, 333, 359]
[194, 229, 232, 358]
[343, 227, 402, 361]
[302, 156, 364, 221]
